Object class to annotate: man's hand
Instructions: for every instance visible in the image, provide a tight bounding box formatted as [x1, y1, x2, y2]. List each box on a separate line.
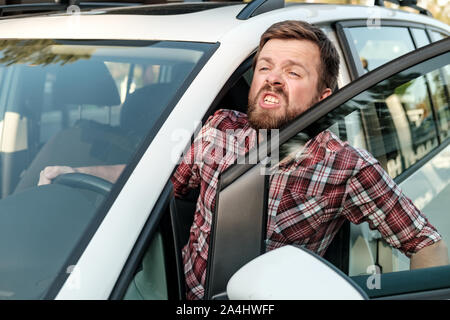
[38, 166, 76, 186]
[410, 240, 449, 270]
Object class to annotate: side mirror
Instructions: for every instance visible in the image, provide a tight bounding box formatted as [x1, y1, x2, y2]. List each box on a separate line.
[227, 245, 368, 300]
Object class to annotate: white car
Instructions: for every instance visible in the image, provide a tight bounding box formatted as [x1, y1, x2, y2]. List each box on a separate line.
[0, 0, 448, 300]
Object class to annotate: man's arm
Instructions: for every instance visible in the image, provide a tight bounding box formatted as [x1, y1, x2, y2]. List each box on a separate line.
[410, 240, 449, 269]
[38, 164, 125, 185]
[37, 142, 200, 192]
[342, 158, 447, 268]
[171, 141, 201, 198]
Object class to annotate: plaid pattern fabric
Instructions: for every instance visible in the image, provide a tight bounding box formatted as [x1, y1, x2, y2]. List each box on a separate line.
[171, 109, 441, 300]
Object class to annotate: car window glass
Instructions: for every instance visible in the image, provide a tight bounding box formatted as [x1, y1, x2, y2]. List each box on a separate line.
[346, 26, 415, 74]
[411, 28, 430, 48]
[129, 64, 161, 92]
[0, 39, 215, 299]
[273, 52, 449, 279]
[430, 30, 447, 42]
[427, 65, 450, 141]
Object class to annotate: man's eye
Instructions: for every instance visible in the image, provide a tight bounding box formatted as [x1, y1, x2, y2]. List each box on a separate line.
[289, 71, 300, 77]
[259, 67, 269, 71]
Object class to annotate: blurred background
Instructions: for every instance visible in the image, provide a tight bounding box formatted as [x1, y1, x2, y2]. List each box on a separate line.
[0, 0, 448, 24]
[299, 0, 449, 25]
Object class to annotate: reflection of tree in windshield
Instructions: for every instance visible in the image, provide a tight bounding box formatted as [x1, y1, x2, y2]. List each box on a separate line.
[0, 39, 91, 66]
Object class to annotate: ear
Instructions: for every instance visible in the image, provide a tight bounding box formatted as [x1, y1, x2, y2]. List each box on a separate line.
[318, 88, 332, 102]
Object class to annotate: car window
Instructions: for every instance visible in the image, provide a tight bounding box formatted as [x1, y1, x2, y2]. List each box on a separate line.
[427, 65, 450, 141]
[429, 30, 447, 42]
[0, 39, 216, 299]
[275, 50, 449, 281]
[280, 55, 444, 181]
[346, 26, 416, 74]
[411, 28, 431, 48]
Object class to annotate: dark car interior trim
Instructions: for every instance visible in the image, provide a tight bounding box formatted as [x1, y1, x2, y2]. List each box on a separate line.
[201, 54, 254, 125]
[335, 22, 363, 81]
[376, 287, 450, 300]
[205, 162, 269, 300]
[351, 264, 450, 299]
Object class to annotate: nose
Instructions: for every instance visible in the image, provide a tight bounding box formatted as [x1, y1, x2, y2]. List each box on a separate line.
[266, 69, 284, 87]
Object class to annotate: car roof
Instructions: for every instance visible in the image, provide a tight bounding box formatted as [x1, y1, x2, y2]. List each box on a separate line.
[0, 2, 448, 42]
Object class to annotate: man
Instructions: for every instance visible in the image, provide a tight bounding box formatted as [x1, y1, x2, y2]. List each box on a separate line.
[40, 21, 449, 300]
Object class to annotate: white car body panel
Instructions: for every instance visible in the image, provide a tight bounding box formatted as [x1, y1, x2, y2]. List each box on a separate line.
[0, 2, 446, 299]
[0, 5, 447, 41]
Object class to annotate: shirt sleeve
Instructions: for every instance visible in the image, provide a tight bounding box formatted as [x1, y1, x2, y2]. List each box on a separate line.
[341, 158, 442, 257]
[170, 110, 222, 198]
[171, 152, 200, 198]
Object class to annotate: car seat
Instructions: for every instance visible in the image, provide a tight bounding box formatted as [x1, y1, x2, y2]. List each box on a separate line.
[14, 59, 125, 193]
[119, 83, 175, 146]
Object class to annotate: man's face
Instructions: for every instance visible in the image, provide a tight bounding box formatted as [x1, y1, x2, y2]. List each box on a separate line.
[248, 38, 329, 129]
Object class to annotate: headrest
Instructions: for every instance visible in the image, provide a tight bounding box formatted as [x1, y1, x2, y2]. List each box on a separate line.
[52, 60, 120, 107]
[119, 63, 194, 141]
[120, 83, 175, 140]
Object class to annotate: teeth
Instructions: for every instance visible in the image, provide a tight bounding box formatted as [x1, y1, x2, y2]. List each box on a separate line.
[264, 96, 279, 104]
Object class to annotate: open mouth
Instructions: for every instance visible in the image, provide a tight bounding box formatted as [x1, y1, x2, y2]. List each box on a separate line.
[260, 92, 282, 109]
[264, 94, 279, 104]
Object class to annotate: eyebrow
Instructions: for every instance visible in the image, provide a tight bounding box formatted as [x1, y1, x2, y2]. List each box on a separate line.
[258, 57, 310, 75]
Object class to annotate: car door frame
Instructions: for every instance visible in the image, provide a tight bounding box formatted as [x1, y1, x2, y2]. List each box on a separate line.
[207, 37, 450, 299]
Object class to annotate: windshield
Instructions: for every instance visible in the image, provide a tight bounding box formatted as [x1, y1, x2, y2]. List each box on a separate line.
[0, 39, 216, 299]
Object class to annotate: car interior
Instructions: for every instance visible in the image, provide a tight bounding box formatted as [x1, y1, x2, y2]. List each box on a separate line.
[13, 59, 131, 195]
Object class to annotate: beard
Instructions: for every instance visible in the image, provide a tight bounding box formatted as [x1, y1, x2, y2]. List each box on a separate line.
[247, 83, 320, 130]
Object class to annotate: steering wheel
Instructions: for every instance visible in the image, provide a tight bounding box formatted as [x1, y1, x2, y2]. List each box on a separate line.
[52, 173, 113, 196]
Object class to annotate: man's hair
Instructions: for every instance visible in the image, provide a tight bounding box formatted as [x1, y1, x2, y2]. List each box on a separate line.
[253, 20, 340, 93]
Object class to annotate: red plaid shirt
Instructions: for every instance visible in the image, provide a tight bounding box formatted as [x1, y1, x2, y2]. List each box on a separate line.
[171, 109, 441, 300]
